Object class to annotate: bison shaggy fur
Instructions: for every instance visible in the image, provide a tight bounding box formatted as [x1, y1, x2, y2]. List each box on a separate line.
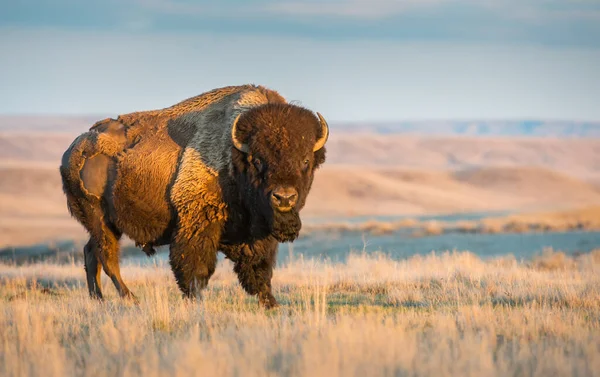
[59, 84, 328, 308]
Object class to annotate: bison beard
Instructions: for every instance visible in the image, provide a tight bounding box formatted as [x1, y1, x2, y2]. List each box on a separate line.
[270, 209, 302, 243]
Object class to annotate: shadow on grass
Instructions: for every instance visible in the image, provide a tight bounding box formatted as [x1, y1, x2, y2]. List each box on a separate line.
[0, 241, 143, 265]
[488, 294, 584, 309]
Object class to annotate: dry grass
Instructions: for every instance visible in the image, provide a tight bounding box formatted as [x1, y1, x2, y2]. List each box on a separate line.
[1, 250, 600, 377]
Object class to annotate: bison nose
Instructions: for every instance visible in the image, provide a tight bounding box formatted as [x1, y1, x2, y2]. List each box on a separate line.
[271, 186, 298, 211]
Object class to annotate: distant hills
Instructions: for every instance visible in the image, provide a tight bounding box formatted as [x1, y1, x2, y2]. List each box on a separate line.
[0, 115, 599, 137]
[331, 120, 600, 137]
[1, 117, 600, 246]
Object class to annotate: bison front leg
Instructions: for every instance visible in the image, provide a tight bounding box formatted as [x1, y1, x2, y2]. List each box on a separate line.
[169, 222, 221, 299]
[225, 237, 279, 309]
[169, 147, 227, 299]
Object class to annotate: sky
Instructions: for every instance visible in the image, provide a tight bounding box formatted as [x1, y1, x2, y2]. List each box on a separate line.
[1, 0, 599, 122]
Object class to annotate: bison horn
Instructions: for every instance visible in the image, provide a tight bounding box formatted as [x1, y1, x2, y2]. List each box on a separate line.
[231, 114, 249, 153]
[314, 112, 329, 152]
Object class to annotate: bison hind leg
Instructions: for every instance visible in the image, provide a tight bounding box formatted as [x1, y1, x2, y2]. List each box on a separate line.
[84, 238, 103, 299]
[95, 223, 138, 303]
[72, 197, 137, 302]
[60, 176, 105, 300]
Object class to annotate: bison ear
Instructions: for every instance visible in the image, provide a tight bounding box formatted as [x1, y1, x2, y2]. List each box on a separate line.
[313, 112, 329, 152]
[231, 114, 249, 153]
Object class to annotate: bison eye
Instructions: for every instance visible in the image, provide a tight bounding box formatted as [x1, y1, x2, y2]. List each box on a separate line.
[302, 158, 310, 171]
[253, 157, 263, 172]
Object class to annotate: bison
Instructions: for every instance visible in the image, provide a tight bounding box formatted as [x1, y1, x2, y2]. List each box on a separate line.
[60, 84, 328, 308]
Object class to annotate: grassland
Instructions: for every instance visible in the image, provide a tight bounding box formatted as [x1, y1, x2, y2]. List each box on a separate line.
[1, 127, 600, 376]
[1, 250, 600, 377]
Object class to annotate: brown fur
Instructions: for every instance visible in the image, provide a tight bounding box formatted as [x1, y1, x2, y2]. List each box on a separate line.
[110, 128, 182, 244]
[60, 84, 326, 307]
[170, 148, 228, 233]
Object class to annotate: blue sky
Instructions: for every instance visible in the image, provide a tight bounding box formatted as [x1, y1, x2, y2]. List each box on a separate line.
[1, 0, 599, 121]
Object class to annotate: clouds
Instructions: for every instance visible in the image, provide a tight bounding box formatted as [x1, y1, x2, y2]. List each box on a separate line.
[0, 0, 600, 39]
[129, 0, 600, 23]
[2, 0, 600, 48]
[132, 0, 260, 16]
[267, 0, 453, 18]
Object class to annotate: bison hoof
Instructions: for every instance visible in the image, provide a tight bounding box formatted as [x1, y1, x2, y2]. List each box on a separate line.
[89, 293, 104, 301]
[181, 291, 202, 301]
[258, 292, 279, 309]
[123, 292, 140, 305]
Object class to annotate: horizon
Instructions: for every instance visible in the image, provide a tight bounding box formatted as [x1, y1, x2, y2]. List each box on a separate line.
[3, 113, 600, 124]
[2, 113, 600, 139]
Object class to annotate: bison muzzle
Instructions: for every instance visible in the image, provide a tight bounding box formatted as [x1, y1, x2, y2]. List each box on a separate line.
[59, 84, 328, 308]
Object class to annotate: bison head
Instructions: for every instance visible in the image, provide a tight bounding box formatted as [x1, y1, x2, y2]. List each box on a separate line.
[230, 103, 328, 243]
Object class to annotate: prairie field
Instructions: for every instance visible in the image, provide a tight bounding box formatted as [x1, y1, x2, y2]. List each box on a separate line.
[2, 250, 600, 377]
[2, 121, 600, 376]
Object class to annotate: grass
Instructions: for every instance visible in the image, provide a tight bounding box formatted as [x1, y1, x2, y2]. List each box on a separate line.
[1, 250, 600, 376]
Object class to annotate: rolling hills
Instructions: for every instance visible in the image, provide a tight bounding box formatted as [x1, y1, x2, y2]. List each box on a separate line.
[0, 117, 599, 247]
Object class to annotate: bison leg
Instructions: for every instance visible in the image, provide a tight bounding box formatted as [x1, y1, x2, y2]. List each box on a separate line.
[224, 238, 279, 309]
[83, 238, 103, 299]
[83, 209, 136, 302]
[64, 194, 135, 301]
[63, 192, 104, 300]
[96, 226, 137, 302]
[169, 223, 221, 299]
[81, 211, 136, 301]
[168, 147, 227, 298]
